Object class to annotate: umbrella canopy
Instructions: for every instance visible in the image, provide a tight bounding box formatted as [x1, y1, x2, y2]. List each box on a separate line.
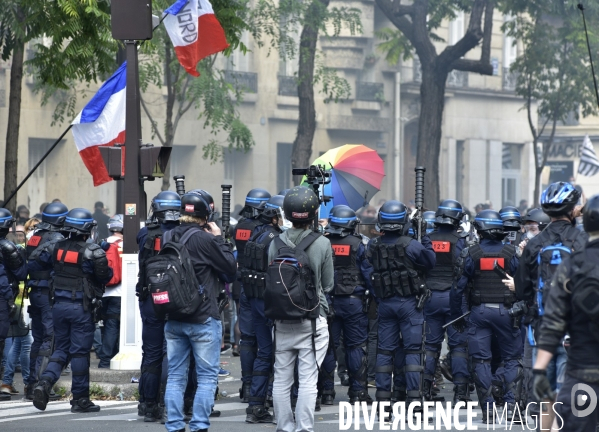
[304, 144, 385, 218]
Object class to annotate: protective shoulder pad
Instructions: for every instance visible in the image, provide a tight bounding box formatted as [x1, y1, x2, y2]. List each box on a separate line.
[468, 244, 483, 261]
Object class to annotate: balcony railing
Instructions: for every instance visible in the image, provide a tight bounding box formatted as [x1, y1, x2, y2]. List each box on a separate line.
[278, 75, 297, 97]
[447, 70, 468, 88]
[502, 67, 519, 91]
[356, 81, 384, 102]
[224, 70, 258, 94]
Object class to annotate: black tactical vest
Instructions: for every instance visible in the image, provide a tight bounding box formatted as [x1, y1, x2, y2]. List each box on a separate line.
[234, 218, 262, 269]
[329, 234, 365, 295]
[137, 224, 164, 298]
[368, 236, 419, 299]
[427, 231, 461, 291]
[52, 239, 100, 302]
[26, 230, 63, 282]
[468, 244, 516, 306]
[244, 225, 279, 299]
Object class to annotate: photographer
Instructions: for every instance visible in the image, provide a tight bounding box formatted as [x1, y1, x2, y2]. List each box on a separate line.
[162, 191, 236, 432]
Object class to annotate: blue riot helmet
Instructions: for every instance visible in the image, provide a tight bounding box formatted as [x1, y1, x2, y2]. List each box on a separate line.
[107, 214, 124, 233]
[423, 211, 436, 234]
[540, 182, 581, 218]
[435, 199, 464, 227]
[259, 194, 285, 226]
[37, 202, 68, 231]
[376, 200, 408, 232]
[240, 188, 271, 218]
[473, 209, 507, 241]
[63, 208, 97, 235]
[0, 208, 15, 237]
[326, 205, 358, 236]
[151, 191, 181, 223]
[499, 206, 521, 231]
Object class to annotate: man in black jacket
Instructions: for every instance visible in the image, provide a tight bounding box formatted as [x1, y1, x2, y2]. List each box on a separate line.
[163, 190, 236, 432]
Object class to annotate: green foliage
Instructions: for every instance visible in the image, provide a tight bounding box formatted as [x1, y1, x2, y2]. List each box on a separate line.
[375, 28, 413, 65]
[249, 0, 362, 102]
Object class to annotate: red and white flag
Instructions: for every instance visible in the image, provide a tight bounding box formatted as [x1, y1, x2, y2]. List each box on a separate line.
[71, 62, 127, 186]
[163, 0, 229, 77]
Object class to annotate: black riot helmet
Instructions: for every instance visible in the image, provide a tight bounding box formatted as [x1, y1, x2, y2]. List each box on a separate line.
[283, 186, 319, 225]
[38, 202, 68, 231]
[240, 188, 271, 218]
[435, 199, 464, 227]
[377, 200, 408, 232]
[107, 214, 124, 233]
[423, 211, 436, 234]
[180, 191, 213, 220]
[473, 209, 506, 241]
[0, 208, 15, 237]
[259, 194, 284, 225]
[522, 208, 550, 231]
[189, 189, 216, 222]
[278, 189, 290, 196]
[151, 191, 181, 223]
[326, 205, 358, 236]
[540, 182, 581, 217]
[499, 206, 522, 231]
[583, 194, 599, 233]
[63, 208, 97, 235]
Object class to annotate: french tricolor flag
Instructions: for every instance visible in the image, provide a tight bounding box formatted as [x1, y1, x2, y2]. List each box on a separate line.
[163, 0, 229, 77]
[71, 62, 127, 186]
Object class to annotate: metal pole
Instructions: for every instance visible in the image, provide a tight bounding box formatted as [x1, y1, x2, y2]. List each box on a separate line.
[4, 125, 72, 206]
[122, 40, 143, 254]
[394, 71, 401, 201]
[578, 4, 599, 111]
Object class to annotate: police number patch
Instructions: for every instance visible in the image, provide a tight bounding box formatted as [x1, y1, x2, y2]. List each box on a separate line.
[332, 245, 350, 256]
[432, 241, 450, 253]
[235, 229, 251, 240]
[152, 292, 170, 304]
[480, 257, 504, 271]
[27, 236, 42, 247]
[185, 204, 195, 213]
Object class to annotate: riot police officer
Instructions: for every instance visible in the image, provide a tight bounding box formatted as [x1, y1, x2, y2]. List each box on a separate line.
[232, 188, 271, 404]
[321, 205, 373, 404]
[499, 206, 522, 246]
[33, 208, 112, 413]
[24, 202, 68, 399]
[0, 208, 28, 402]
[452, 209, 520, 421]
[137, 190, 181, 422]
[424, 199, 470, 403]
[244, 195, 284, 423]
[368, 200, 435, 412]
[532, 194, 599, 432]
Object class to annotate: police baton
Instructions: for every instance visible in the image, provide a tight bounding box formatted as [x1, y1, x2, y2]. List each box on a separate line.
[414, 167, 426, 243]
[221, 184, 232, 241]
[173, 175, 186, 195]
[442, 311, 471, 329]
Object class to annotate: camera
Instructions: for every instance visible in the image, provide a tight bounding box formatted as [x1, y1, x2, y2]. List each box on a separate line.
[292, 165, 331, 186]
[508, 300, 528, 318]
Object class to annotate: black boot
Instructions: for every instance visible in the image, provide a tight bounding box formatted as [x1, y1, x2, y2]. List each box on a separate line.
[375, 398, 392, 422]
[239, 382, 251, 403]
[315, 396, 321, 412]
[25, 383, 34, 401]
[245, 405, 274, 423]
[144, 401, 161, 422]
[70, 397, 101, 413]
[339, 372, 350, 387]
[348, 389, 373, 404]
[265, 393, 273, 409]
[422, 379, 433, 401]
[453, 382, 470, 404]
[321, 389, 335, 405]
[391, 387, 406, 403]
[137, 401, 146, 417]
[33, 379, 52, 411]
[209, 406, 221, 417]
[407, 390, 423, 413]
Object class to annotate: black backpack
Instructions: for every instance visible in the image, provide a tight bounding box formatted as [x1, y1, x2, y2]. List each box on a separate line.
[146, 228, 204, 320]
[265, 232, 321, 321]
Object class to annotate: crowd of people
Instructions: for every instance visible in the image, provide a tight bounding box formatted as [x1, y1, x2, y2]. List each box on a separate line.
[0, 180, 597, 432]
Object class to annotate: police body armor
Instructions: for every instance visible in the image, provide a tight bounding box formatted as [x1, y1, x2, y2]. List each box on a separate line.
[468, 244, 516, 306]
[26, 230, 63, 286]
[330, 234, 365, 296]
[234, 218, 262, 269]
[369, 236, 421, 299]
[426, 231, 462, 291]
[137, 224, 164, 300]
[244, 225, 279, 299]
[52, 239, 104, 311]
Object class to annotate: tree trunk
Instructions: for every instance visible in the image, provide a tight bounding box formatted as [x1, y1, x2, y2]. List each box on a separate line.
[291, 0, 330, 186]
[416, 65, 447, 208]
[161, 43, 176, 191]
[534, 163, 542, 207]
[3, 39, 25, 213]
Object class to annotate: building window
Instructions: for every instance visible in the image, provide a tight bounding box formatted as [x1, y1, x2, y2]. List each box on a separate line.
[502, 143, 522, 206]
[169, 145, 196, 178]
[449, 11, 465, 45]
[503, 15, 518, 91]
[277, 143, 293, 192]
[456, 140, 465, 203]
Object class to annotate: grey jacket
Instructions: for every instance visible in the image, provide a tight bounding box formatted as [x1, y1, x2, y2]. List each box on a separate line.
[268, 228, 334, 318]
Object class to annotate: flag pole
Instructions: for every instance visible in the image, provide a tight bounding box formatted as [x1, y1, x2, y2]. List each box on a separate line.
[578, 4, 599, 110]
[3, 125, 72, 206]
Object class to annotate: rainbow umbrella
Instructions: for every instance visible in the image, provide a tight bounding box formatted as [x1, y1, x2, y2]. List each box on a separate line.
[303, 144, 385, 218]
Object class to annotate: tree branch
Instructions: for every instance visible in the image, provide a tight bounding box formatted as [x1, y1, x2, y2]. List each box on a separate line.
[140, 96, 166, 146]
[375, 0, 415, 47]
[392, 0, 414, 17]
